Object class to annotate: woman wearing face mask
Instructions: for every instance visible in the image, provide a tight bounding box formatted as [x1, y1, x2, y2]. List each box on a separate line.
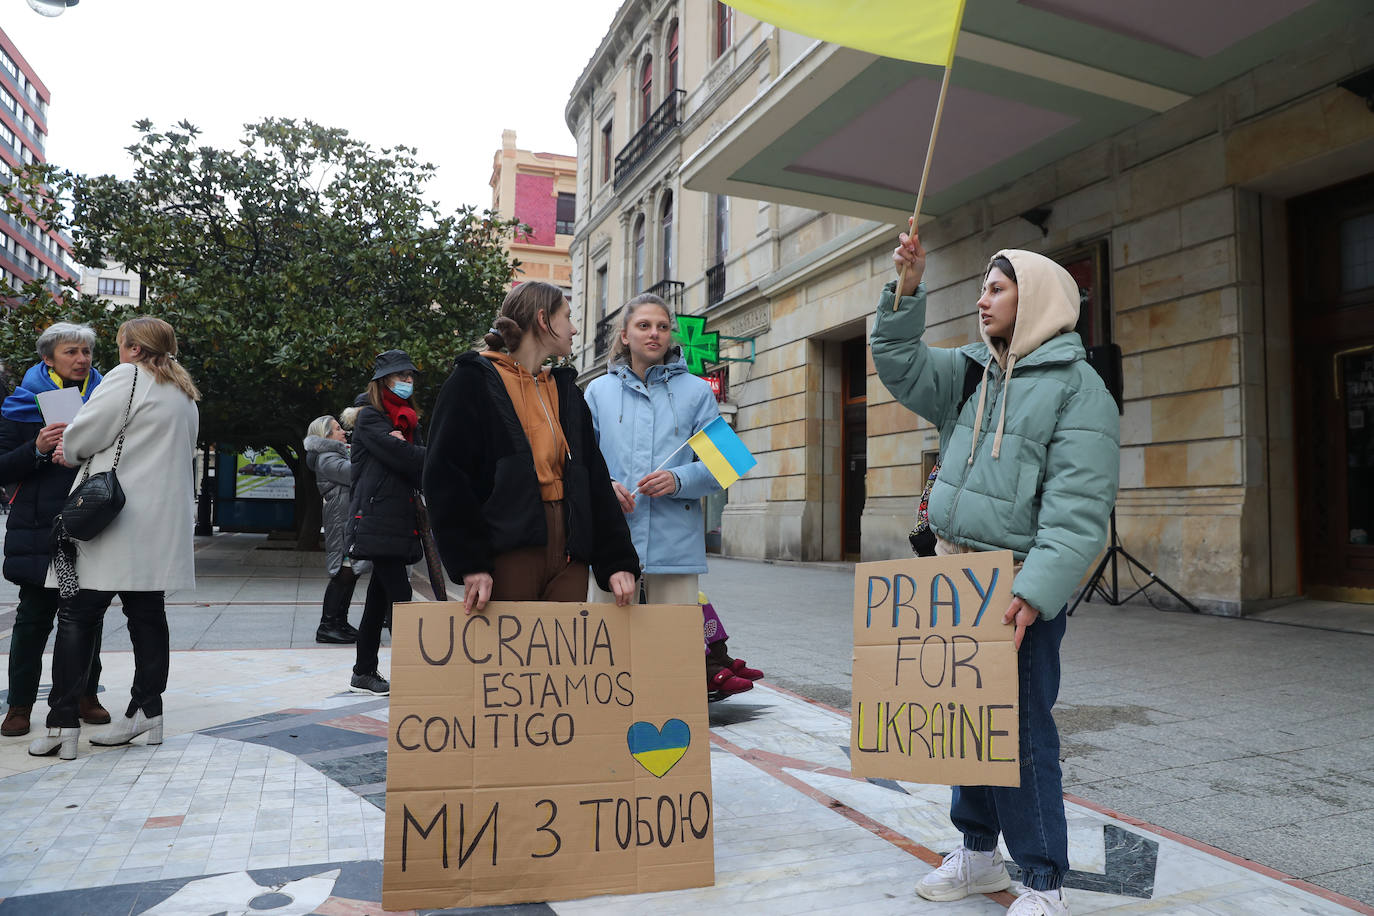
[343, 350, 426, 695]
[871, 230, 1120, 916]
[583, 293, 763, 698]
[424, 281, 638, 614]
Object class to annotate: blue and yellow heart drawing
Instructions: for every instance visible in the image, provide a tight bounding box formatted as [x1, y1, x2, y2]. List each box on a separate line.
[626, 719, 691, 777]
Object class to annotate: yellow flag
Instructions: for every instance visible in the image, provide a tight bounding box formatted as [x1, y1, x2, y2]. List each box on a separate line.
[724, 0, 966, 67]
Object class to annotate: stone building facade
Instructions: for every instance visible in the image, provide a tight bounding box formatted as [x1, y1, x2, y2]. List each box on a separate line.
[0, 25, 78, 299]
[489, 129, 577, 295]
[568, 0, 1374, 615]
[78, 261, 142, 308]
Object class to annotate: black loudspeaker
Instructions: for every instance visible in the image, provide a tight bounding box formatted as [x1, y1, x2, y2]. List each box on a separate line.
[1086, 343, 1124, 415]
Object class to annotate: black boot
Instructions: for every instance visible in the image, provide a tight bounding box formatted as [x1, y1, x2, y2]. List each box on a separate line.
[316, 620, 356, 644]
[334, 565, 360, 640]
[317, 569, 359, 644]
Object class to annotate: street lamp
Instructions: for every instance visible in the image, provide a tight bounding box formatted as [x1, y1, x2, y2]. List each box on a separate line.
[25, 0, 79, 16]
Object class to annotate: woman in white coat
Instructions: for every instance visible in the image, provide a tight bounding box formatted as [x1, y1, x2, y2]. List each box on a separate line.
[29, 317, 200, 760]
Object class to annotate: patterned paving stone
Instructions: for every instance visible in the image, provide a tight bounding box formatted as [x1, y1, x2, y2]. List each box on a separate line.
[0, 536, 1370, 913]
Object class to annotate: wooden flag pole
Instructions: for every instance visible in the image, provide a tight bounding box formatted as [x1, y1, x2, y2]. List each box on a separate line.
[894, 64, 953, 311]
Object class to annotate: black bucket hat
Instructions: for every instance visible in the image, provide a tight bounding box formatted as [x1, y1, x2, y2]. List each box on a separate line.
[371, 349, 418, 382]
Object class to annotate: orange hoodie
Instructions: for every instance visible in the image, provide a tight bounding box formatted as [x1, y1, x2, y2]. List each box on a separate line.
[483, 351, 569, 501]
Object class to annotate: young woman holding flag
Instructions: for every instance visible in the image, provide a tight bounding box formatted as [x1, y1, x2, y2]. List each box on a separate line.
[873, 230, 1119, 916]
[584, 293, 762, 698]
[424, 281, 638, 613]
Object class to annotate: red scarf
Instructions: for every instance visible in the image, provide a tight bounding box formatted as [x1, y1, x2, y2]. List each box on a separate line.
[381, 387, 418, 442]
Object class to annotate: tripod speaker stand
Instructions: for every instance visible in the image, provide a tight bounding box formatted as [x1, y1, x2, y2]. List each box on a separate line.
[1067, 508, 1199, 615]
[1068, 343, 1199, 615]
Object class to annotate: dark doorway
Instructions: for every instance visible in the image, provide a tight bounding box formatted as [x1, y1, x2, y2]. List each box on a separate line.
[1290, 173, 1374, 601]
[842, 337, 867, 560]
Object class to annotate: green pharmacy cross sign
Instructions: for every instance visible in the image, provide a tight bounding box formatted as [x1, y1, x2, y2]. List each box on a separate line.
[673, 313, 757, 375]
[674, 314, 719, 374]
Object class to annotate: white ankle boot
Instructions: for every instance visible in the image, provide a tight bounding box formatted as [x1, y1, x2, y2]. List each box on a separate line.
[90, 710, 163, 746]
[29, 726, 80, 760]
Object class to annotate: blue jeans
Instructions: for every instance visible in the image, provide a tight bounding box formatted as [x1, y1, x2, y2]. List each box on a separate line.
[950, 607, 1068, 892]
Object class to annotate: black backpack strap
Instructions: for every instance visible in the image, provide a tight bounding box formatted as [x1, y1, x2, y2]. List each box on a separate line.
[957, 355, 983, 415]
[911, 355, 987, 558]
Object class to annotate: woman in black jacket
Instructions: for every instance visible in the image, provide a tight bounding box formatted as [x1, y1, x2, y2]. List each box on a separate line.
[344, 349, 426, 695]
[0, 322, 110, 737]
[424, 281, 638, 613]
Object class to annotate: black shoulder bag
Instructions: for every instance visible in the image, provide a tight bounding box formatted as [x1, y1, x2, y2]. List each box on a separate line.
[57, 365, 139, 541]
[909, 358, 984, 557]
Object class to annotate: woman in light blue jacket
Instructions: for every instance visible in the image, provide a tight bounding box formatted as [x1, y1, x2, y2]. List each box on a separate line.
[585, 294, 761, 697]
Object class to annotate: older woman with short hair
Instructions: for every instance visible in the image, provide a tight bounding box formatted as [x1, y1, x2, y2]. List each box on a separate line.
[0, 322, 110, 738]
[30, 316, 200, 760]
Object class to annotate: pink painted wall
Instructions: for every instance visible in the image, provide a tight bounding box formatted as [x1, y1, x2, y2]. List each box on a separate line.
[515, 173, 556, 246]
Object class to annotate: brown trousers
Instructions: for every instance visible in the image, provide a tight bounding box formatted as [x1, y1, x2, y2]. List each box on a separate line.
[490, 501, 590, 601]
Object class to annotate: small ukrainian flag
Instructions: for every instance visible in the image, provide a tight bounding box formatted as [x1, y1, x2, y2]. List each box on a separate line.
[687, 416, 757, 489]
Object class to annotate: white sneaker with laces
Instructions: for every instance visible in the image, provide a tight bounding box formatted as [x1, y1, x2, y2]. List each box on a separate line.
[915, 847, 1013, 901]
[1006, 887, 1069, 915]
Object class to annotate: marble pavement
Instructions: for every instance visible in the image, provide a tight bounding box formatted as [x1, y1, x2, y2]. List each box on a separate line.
[0, 533, 1368, 914]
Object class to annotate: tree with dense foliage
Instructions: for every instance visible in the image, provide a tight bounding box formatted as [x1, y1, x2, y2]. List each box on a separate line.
[2, 118, 521, 543]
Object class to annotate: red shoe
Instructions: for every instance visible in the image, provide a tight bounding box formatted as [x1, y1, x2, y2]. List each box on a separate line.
[731, 658, 764, 681]
[709, 667, 754, 696]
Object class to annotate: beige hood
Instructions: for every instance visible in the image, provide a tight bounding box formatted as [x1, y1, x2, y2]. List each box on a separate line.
[966, 248, 1081, 462]
[980, 248, 1080, 363]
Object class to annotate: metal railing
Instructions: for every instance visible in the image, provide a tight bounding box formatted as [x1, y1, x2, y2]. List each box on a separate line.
[594, 305, 622, 361]
[614, 90, 685, 190]
[706, 261, 725, 307]
[643, 279, 684, 310]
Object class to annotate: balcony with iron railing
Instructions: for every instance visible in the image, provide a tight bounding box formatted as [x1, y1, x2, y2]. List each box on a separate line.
[706, 261, 726, 308]
[591, 279, 686, 363]
[643, 278, 684, 310]
[614, 90, 685, 191]
[594, 306, 622, 362]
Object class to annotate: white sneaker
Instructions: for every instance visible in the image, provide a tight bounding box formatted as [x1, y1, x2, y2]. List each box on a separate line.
[1007, 888, 1069, 915]
[915, 847, 1013, 901]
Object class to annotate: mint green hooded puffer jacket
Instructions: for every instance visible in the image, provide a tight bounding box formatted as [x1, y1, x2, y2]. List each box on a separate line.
[871, 248, 1120, 619]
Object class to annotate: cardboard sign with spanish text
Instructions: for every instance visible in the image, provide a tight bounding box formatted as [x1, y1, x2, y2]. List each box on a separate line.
[851, 552, 1020, 786]
[382, 601, 714, 911]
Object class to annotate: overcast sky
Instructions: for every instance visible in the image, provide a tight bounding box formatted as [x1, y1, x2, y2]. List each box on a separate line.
[3, 0, 624, 213]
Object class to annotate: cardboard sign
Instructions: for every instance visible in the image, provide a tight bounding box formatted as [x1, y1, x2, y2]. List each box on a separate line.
[851, 552, 1020, 787]
[383, 601, 714, 911]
